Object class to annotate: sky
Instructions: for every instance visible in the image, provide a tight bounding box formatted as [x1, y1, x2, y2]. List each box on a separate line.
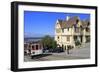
[24, 11, 90, 38]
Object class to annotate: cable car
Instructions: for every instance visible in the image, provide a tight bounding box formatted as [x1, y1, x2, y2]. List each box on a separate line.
[29, 42, 43, 56]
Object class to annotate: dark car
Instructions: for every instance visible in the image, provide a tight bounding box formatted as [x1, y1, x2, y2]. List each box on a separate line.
[51, 47, 64, 53]
[43, 47, 64, 53]
[43, 48, 49, 53]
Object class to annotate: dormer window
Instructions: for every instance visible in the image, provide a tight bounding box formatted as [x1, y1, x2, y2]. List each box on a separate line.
[76, 19, 79, 24]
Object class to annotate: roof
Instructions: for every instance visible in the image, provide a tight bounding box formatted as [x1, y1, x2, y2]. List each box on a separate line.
[66, 16, 79, 27]
[57, 16, 79, 28]
[81, 20, 90, 28]
[58, 19, 66, 28]
[57, 16, 90, 28]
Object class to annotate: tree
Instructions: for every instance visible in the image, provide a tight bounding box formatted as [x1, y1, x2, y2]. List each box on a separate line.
[41, 35, 57, 49]
[51, 40, 57, 49]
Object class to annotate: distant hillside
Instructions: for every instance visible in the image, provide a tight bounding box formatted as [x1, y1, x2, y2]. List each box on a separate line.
[24, 37, 54, 42]
[24, 36, 54, 39]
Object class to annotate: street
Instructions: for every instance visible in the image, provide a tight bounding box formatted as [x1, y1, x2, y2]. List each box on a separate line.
[24, 43, 90, 62]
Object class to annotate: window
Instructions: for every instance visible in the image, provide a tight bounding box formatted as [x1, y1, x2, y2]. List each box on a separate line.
[76, 19, 79, 24]
[87, 22, 90, 26]
[86, 27, 90, 32]
[74, 36, 78, 41]
[36, 45, 38, 50]
[57, 36, 59, 40]
[67, 28, 69, 31]
[80, 25, 83, 31]
[67, 36, 70, 41]
[32, 45, 35, 50]
[62, 28, 64, 33]
[56, 29, 61, 33]
[65, 46, 66, 50]
[29, 45, 31, 48]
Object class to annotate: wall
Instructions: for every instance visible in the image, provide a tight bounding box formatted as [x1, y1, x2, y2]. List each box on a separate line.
[0, 0, 99, 73]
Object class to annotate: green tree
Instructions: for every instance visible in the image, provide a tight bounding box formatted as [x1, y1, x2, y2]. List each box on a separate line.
[41, 35, 57, 49]
[51, 40, 57, 49]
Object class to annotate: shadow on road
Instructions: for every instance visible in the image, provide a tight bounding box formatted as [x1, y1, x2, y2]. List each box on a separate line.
[31, 54, 52, 59]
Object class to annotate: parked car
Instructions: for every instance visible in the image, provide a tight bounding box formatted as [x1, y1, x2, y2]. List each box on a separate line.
[43, 48, 49, 53]
[50, 47, 64, 53]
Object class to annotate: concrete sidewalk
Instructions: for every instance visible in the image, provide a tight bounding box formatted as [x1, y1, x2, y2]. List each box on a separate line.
[52, 43, 90, 58]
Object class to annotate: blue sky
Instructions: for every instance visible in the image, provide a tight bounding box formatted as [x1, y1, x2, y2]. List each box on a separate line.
[24, 11, 90, 37]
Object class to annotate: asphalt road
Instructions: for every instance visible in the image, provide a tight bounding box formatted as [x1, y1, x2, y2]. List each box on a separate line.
[24, 43, 90, 62]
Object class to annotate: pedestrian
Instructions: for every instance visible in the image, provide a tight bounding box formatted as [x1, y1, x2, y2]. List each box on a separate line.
[67, 48, 70, 54]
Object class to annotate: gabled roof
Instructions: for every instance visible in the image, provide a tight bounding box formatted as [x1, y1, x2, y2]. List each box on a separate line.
[81, 20, 90, 28]
[66, 16, 79, 28]
[58, 19, 67, 28]
[57, 16, 79, 28]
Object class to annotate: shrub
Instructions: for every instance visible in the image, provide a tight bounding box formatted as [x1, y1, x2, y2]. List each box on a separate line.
[86, 37, 90, 43]
[75, 40, 81, 46]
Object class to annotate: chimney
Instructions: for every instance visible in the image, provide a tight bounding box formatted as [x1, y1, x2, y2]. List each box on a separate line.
[66, 16, 70, 21]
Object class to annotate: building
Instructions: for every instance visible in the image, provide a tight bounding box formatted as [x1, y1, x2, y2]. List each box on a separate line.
[55, 16, 90, 50]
